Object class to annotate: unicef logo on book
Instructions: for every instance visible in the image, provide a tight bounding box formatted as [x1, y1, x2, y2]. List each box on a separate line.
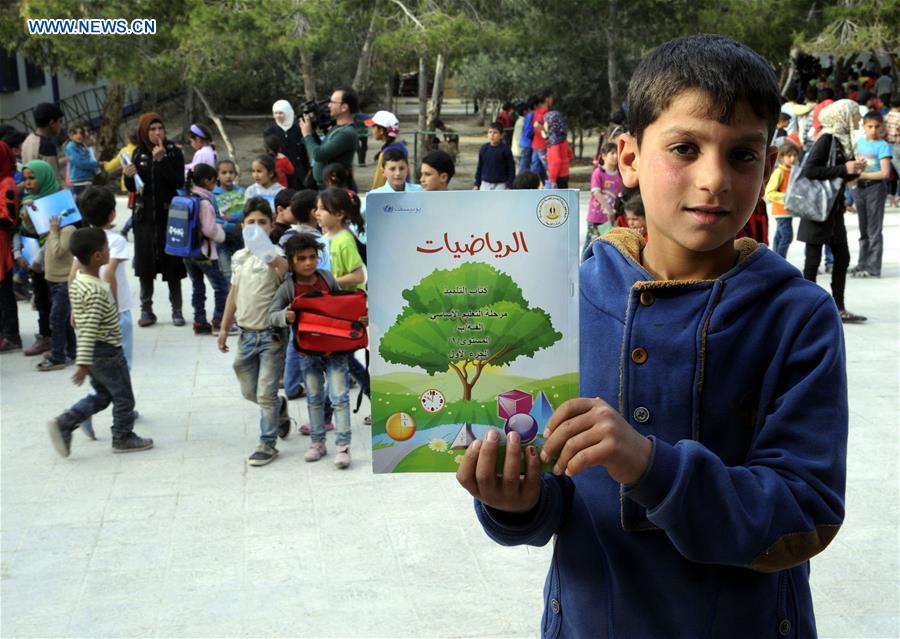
[536, 195, 569, 228]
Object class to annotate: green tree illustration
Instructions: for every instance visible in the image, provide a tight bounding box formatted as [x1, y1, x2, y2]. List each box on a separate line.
[379, 263, 561, 447]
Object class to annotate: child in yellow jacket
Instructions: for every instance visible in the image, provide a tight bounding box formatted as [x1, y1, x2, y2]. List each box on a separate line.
[765, 140, 801, 258]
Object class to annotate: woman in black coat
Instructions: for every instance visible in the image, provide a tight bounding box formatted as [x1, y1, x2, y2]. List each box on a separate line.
[798, 99, 867, 323]
[265, 99, 311, 189]
[124, 112, 186, 327]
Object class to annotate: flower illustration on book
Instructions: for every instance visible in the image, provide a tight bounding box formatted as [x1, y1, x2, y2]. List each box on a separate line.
[428, 438, 450, 453]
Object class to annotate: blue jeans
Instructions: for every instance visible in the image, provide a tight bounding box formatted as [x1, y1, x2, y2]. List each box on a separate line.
[518, 146, 533, 175]
[298, 352, 351, 445]
[48, 281, 76, 363]
[233, 328, 286, 445]
[284, 339, 303, 398]
[217, 235, 244, 283]
[184, 258, 228, 324]
[530, 147, 548, 181]
[773, 217, 793, 258]
[55, 341, 135, 438]
[119, 310, 133, 369]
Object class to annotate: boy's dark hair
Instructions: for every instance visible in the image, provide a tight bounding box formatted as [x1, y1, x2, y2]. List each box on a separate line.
[818, 87, 835, 102]
[335, 86, 360, 114]
[33, 103, 64, 128]
[318, 187, 364, 233]
[78, 186, 117, 227]
[892, 94, 900, 109]
[290, 189, 318, 225]
[804, 85, 818, 102]
[777, 141, 801, 160]
[488, 121, 504, 134]
[243, 196, 274, 220]
[862, 111, 884, 124]
[2, 130, 26, 150]
[502, 101, 513, 110]
[263, 133, 283, 156]
[69, 226, 107, 264]
[422, 150, 455, 180]
[623, 192, 645, 216]
[625, 34, 780, 144]
[284, 232, 321, 263]
[275, 187, 296, 209]
[526, 95, 540, 110]
[512, 171, 541, 190]
[322, 162, 350, 188]
[776, 112, 791, 124]
[539, 89, 553, 102]
[185, 163, 218, 193]
[382, 148, 408, 165]
[253, 154, 277, 178]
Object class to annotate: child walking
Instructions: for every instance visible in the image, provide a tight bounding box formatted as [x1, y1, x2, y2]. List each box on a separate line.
[458, 35, 848, 638]
[269, 233, 361, 468]
[183, 164, 228, 335]
[48, 227, 152, 457]
[217, 197, 291, 466]
[63, 124, 99, 196]
[765, 140, 801, 258]
[212, 159, 245, 282]
[474, 122, 516, 190]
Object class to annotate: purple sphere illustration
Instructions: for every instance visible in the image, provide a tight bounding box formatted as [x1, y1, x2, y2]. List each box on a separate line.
[504, 413, 538, 445]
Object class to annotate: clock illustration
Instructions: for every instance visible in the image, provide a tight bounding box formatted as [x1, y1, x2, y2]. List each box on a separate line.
[419, 389, 446, 413]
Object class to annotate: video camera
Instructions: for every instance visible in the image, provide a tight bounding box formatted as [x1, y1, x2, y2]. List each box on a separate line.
[300, 99, 334, 132]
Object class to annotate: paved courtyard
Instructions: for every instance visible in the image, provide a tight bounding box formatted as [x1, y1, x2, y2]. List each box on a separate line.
[1, 194, 898, 638]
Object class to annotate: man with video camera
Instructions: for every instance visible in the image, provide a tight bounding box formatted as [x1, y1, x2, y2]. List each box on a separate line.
[301, 86, 360, 189]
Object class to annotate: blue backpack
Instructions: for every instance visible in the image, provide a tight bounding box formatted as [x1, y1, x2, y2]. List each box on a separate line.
[165, 194, 210, 259]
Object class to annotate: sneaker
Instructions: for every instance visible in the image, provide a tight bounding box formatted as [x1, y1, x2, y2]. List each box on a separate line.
[112, 432, 154, 453]
[138, 311, 157, 327]
[277, 397, 292, 439]
[334, 444, 351, 469]
[0, 337, 22, 352]
[248, 442, 278, 466]
[304, 441, 327, 462]
[36, 358, 67, 371]
[172, 310, 186, 327]
[300, 421, 334, 436]
[193, 322, 212, 334]
[47, 419, 72, 458]
[839, 309, 867, 323]
[286, 386, 307, 400]
[24, 335, 51, 356]
[851, 270, 872, 278]
[80, 418, 97, 440]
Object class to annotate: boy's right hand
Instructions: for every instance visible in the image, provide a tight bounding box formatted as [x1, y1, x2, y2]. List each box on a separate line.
[456, 430, 542, 514]
[217, 331, 229, 353]
[72, 365, 88, 386]
[124, 164, 137, 177]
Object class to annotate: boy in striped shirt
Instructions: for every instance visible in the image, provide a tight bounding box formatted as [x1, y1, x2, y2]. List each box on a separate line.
[48, 227, 153, 457]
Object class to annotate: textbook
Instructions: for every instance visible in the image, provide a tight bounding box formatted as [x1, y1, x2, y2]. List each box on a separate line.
[367, 190, 579, 473]
[22, 189, 82, 236]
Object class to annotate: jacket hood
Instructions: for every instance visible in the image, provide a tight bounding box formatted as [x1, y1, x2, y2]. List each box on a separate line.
[582, 228, 809, 332]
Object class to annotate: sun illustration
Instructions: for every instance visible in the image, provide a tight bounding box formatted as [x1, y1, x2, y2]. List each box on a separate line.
[428, 438, 449, 453]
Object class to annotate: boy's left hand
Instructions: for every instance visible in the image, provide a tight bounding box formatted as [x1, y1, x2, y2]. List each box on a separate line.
[540, 398, 652, 484]
[72, 365, 88, 386]
[49, 216, 60, 232]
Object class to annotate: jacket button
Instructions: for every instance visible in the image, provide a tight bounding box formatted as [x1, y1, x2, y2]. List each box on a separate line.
[631, 347, 648, 364]
[778, 619, 791, 636]
[550, 598, 561, 615]
[633, 406, 650, 423]
[639, 291, 655, 306]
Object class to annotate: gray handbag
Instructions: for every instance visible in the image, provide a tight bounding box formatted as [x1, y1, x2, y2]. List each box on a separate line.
[784, 138, 842, 223]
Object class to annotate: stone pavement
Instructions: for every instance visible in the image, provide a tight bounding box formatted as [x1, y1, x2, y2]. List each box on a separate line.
[1, 194, 898, 638]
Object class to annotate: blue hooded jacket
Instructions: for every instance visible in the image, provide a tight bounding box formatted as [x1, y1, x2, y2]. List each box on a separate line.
[476, 229, 847, 639]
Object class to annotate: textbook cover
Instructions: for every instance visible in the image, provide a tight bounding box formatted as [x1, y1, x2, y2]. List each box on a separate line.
[23, 189, 82, 235]
[367, 190, 579, 473]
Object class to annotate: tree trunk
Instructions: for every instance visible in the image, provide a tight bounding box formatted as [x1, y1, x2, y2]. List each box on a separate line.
[184, 86, 197, 140]
[606, 0, 619, 114]
[301, 50, 317, 99]
[476, 98, 486, 126]
[417, 54, 428, 132]
[426, 52, 446, 130]
[96, 81, 125, 162]
[193, 87, 239, 174]
[352, 8, 378, 93]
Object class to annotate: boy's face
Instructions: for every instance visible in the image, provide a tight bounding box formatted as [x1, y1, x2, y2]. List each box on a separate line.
[218, 164, 236, 187]
[777, 116, 790, 129]
[419, 163, 448, 191]
[243, 210, 272, 231]
[863, 120, 882, 140]
[275, 205, 296, 225]
[625, 210, 646, 230]
[291, 247, 319, 278]
[782, 150, 799, 167]
[487, 128, 502, 145]
[49, 118, 64, 135]
[22, 168, 37, 193]
[90, 242, 110, 268]
[618, 89, 774, 255]
[383, 159, 409, 190]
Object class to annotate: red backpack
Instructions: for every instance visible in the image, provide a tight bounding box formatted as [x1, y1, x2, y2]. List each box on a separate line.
[290, 290, 368, 356]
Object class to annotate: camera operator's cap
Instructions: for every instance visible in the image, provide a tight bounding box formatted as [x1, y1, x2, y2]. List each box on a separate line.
[364, 110, 400, 136]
